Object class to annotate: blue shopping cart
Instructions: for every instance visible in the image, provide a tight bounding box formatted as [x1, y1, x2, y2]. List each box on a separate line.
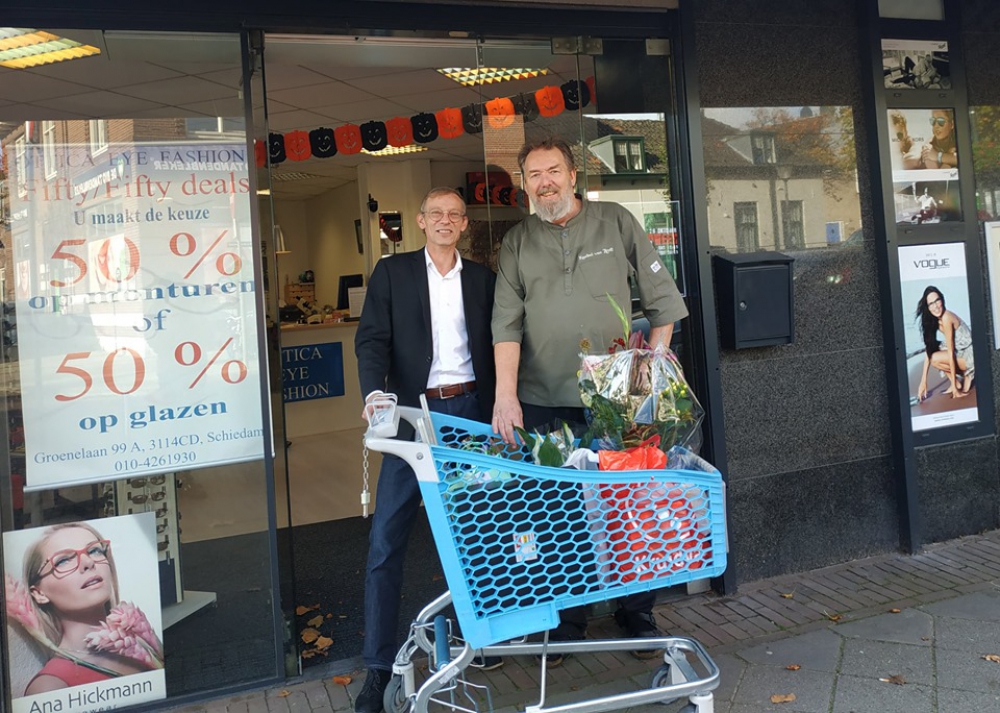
[363, 397, 726, 713]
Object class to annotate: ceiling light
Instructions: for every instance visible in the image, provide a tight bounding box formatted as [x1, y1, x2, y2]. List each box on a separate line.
[361, 145, 429, 157]
[437, 67, 549, 87]
[0, 28, 100, 69]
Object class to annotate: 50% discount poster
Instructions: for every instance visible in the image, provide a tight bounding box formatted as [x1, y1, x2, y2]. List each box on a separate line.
[9, 140, 265, 490]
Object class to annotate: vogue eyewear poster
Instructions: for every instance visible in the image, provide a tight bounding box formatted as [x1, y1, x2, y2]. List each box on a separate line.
[882, 39, 951, 90]
[899, 243, 979, 432]
[3, 513, 165, 713]
[887, 108, 961, 225]
[5, 141, 265, 490]
[985, 222, 1000, 350]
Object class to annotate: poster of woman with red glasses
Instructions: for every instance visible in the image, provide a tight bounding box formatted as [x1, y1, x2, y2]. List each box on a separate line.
[3, 513, 165, 713]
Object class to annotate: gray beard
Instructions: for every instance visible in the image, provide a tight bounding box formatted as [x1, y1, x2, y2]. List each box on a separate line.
[532, 192, 575, 223]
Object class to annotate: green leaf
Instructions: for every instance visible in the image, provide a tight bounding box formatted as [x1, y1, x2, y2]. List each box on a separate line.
[513, 426, 535, 449]
[536, 439, 564, 467]
[606, 292, 630, 345]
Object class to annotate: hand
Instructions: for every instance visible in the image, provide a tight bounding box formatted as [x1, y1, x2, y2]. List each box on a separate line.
[918, 382, 927, 401]
[492, 393, 524, 444]
[920, 144, 939, 168]
[361, 391, 384, 421]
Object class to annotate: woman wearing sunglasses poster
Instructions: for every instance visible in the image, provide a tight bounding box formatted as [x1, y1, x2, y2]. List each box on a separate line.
[4, 515, 165, 711]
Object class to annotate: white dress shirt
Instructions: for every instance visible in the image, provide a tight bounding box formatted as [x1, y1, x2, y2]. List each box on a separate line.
[425, 247, 475, 389]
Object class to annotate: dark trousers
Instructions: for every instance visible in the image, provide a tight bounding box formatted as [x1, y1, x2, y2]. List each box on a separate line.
[521, 402, 656, 637]
[362, 392, 481, 671]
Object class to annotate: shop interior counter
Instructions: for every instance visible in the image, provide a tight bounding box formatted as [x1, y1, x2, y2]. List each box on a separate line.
[280, 321, 363, 438]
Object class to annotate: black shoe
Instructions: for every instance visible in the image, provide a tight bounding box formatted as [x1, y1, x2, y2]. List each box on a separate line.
[534, 623, 581, 668]
[614, 609, 662, 660]
[470, 654, 504, 671]
[355, 668, 392, 713]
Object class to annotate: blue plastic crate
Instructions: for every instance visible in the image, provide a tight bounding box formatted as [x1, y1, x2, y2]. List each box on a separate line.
[419, 413, 727, 650]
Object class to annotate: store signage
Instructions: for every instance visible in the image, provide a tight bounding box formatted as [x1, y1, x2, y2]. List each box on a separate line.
[281, 342, 345, 402]
[7, 141, 264, 490]
[897, 243, 979, 432]
[3, 513, 166, 713]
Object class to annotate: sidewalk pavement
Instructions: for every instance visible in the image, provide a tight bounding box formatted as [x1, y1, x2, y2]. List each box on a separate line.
[168, 529, 1000, 713]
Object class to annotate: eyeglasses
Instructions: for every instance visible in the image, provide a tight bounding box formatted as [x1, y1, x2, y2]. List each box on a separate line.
[129, 475, 165, 488]
[37, 540, 111, 580]
[423, 209, 466, 223]
[930, 117, 950, 127]
[129, 491, 166, 504]
[928, 297, 943, 307]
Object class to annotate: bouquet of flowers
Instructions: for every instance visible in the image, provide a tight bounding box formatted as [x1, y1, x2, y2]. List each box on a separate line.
[579, 296, 704, 452]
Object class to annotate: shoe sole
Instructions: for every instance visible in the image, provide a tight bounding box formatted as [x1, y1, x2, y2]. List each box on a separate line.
[630, 648, 660, 660]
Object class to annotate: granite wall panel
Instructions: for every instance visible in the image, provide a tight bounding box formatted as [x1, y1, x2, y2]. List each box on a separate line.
[915, 438, 1000, 542]
[728, 456, 898, 583]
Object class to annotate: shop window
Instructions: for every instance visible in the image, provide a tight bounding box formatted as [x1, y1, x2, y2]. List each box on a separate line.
[702, 107, 861, 253]
[89, 119, 108, 155]
[734, 201, 759, 251]
[782, 200, 805, 248]
[185, 116, 246, 136]
[14, 135, 26, 197]
[614, 137, 646, 172]
[41, 120, 56, 178]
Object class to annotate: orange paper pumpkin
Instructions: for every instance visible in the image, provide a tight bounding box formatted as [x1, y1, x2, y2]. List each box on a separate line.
[535, 85, 565, 118]
[485, 97, 516, 129]
[335, 124, 363, 155]
[435, 107, 464, 139]
[284, 130, 312, 161]
[386, 117, 414, 147]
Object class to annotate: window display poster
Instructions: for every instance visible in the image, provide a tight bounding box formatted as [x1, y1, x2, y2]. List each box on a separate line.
[7, 141, 265, 490]
[644, 202, 685, 296]
[898, 243, 979, 432]
[3, 513, 166, 713]
[882, 39, 951, 90]
[887, 108, 961, 225]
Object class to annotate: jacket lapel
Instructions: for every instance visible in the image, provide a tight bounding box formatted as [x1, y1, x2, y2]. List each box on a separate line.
[412, 249, 432, 344]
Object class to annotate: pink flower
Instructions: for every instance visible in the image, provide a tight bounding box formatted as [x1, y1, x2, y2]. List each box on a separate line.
[5, 573, 41, 634]
[84, 602, 163, 669]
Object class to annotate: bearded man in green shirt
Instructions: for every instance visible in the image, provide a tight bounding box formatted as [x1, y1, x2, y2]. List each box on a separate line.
[491, 136, 688, 664]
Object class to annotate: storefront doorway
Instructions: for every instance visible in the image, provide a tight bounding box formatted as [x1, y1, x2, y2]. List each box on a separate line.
[254, 30, 693, 667]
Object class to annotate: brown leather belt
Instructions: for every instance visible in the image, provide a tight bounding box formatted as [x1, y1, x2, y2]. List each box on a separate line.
[425, 380, 476, 400]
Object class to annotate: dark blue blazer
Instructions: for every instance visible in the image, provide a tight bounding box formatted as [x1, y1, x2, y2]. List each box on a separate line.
[355, 249, 496, 422]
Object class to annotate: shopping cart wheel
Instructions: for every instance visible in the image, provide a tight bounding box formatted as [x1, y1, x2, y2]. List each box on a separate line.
[383, 675, 411, 713]
[650, 664, 680, 706]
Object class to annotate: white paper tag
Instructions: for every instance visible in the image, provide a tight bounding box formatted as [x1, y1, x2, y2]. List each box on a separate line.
[650, 260, 662, 273]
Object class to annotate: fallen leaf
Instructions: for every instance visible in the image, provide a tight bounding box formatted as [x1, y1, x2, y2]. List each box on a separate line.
[301, 628, 320, 644]
[332, 676, 352, 686]
[921, 636, 931, 641]
[327, 614, 334, 619]
[301, 650, 317, 659]
[770, 693, 796, 703]
[983, 654, 1000, 664]
[785, 664, 801, 671]
[295, 605, 318, 616]
[432, 574, 443, 581]
[779, 592, 795, 599]
[307, 615, 325, 628]
[878, 675, 906, 685]
[889, 608, 901, 614]
[315, 636, 334, 650]
[825, 612, 843, 622]
[277, 690, 291, 697]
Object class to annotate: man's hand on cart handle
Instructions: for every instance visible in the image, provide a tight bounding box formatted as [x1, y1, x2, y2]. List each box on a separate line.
[492, 392, 523, 445]
[362, 390, 385, 421]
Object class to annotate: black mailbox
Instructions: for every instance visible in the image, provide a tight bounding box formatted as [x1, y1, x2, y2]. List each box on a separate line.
[713, 251, 794, 349]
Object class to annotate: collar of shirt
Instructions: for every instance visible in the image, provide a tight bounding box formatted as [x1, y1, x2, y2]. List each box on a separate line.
[425, 246, 463, 279]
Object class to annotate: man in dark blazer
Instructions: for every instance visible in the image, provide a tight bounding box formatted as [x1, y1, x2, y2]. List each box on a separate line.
[354, 187, 497, 713]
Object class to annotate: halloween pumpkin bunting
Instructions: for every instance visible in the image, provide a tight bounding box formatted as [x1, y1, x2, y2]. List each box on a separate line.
[265, 76, 595, 161]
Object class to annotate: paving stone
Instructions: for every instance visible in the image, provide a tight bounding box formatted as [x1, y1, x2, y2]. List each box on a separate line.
[708, 652, 747, 704]
[831, 673, 934, 713]
[920, 590, 1000, 622]
[935, 687, 1000, 713]
[834, 609, 934, 646]
[736, 629, 843, 673]
[934, 646, 1000, 694]
[934, 616, 1000, 652]
[730, 664, 834, 713]
[838, 638, 934, 685]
